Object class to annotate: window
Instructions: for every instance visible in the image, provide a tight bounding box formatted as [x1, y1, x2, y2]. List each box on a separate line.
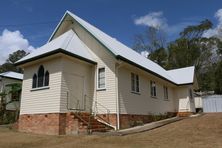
[32, 74, 37, 88]
[163, 86, 168, 100]
[38, 65, 44, 87]
[98, 68, 105, 89]
[131, 73, 139, 93]
[32, 65, 50, 89]
[44, 71, 49, 86]
[150, 81, 156, 97]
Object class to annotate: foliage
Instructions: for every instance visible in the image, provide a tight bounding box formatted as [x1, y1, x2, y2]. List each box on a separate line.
[0, 50, 28, 73]
[133, 19, 222, 93]
[133, 27, 166, 53]
[0, 83, 22, 124]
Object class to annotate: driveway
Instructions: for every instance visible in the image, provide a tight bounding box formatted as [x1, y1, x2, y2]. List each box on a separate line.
[0, 113, 221, 148]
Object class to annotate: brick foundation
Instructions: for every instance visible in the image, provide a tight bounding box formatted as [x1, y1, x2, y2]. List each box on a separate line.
[18, 112, 190, 135]
[177, 112, 194, 117]
[18, 113, 87, 135]
[98, 112, 177, 129]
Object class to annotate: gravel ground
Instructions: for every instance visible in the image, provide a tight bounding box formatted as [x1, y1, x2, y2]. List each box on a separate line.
[0, 113, 221, 148]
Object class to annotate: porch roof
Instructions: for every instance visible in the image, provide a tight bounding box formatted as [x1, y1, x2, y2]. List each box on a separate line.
[16, 29, 96, 65]
[0, 71, 23, 80]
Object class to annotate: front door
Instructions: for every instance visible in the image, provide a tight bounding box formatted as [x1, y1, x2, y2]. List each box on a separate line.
[67, 74, 85, 110]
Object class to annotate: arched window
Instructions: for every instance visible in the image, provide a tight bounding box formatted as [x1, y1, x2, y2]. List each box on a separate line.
[38, 65, 44, 87]
[32, 74, 37, 88]
[44, 71, 49, 86]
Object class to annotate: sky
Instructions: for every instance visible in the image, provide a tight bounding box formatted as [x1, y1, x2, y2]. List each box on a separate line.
[0, 0, 222, 64]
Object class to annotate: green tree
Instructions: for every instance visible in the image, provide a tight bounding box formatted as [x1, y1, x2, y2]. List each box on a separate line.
[0, 50, 28, 73]
[148, 47, 168, 67]
[0, 83, 22, 124]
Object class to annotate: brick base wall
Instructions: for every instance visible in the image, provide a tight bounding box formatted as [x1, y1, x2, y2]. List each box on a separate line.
[18, 112, 192, 135]
[98, 112, 178, 129]
[177, 112, 194, 117]
[18, 113, 87, 135]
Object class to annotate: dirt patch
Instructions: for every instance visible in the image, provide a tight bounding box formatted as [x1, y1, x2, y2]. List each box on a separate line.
[0, 113, 222, 148]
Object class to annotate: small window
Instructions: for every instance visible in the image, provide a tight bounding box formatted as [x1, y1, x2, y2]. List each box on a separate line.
[44, 71, 49, 86]
[163, 86, 168, 100]
[98, 68, 105, 89]
[131, 73, 139, 93]
[32, 65, 50, 89]
[32, 74, 37, 88]
[150, 81, 156, 97]
[38, 65, 44, 87]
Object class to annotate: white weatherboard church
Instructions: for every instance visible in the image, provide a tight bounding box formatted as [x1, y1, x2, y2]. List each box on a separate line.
[16, 11, 198, 135]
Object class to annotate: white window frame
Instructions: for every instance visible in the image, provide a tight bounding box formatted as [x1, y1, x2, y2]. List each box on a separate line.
[131, 73, 140, 93]
[163, 86, 168, 100]
[150, 81, 157, 97]
[97, 67, 106, 90]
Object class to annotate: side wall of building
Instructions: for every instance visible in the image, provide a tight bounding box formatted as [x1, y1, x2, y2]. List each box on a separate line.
[118, 65, 177, 115]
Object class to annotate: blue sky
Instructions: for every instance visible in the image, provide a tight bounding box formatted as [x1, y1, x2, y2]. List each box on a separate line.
[0, 0, 222, 63]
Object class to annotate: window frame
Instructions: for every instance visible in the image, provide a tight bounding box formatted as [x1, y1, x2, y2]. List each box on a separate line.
[31, 65, 50, 90]
[37, 65, 44, 87]
[150, 81, 157, 98]
[97, 67, 106, 90]
[163, 86, 168, 100]
[32, 74, 37, 89]
[131, 72, 140, 94]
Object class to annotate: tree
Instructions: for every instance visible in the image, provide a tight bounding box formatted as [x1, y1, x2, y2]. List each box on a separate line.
[133, 19, 222, 92]
[7, 50, 27, 64]
[148, 47, 168, 67]
[214, 61, 222, 94]
[0, 83, 22, 123]
[0, 50, 28, 73]
[133, 27, 166, 53]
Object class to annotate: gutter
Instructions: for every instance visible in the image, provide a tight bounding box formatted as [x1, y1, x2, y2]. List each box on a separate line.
[15, 48, 97, 67]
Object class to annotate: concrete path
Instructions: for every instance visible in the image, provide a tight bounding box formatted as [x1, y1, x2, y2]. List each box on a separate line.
[95, 116, 182, 136]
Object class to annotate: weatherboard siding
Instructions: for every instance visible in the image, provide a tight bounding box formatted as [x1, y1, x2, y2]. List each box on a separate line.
[59, 56, 94, 113]
[175, 86, 195, 112]
[20, 57, 62, 114]
[72, 21, 117, 114]
[118, 65, 177, 115]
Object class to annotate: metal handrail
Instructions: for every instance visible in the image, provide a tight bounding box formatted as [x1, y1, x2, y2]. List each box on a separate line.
[66, 92, 111, 129]
[84, 95, 110, 124]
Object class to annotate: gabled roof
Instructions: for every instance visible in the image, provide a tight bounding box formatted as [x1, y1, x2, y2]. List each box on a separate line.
[16, 29, 96, 65]
[17, 11, 195, 85]
[0, 71, 23, 80]
[167, 66, 195, 85]
[49, 11, 195, 85]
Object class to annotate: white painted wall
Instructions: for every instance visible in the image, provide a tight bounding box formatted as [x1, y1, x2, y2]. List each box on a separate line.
[60, 56, 94, 113]
[175, 86, 196, 112]
[118, 65, 177, 115]
[20, 57, 63, 114]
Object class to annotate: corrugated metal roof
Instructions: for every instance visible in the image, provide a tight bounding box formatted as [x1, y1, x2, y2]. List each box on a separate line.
[167, 66, 195, 84]
[16, 29, 96, 64]
[17, 11, 195, 85]
[0, 71, 23, 80]
[65, 11, 195, 85]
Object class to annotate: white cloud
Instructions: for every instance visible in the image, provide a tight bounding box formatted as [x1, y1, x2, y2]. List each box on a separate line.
[134, 12, 197, 39]
[134, 11, 168, 29]
[0, 29, 35, 64]
[203, 9, 222, 39]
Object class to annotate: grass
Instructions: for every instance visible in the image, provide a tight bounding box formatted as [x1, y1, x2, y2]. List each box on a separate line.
[0, 113, 222, 148]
